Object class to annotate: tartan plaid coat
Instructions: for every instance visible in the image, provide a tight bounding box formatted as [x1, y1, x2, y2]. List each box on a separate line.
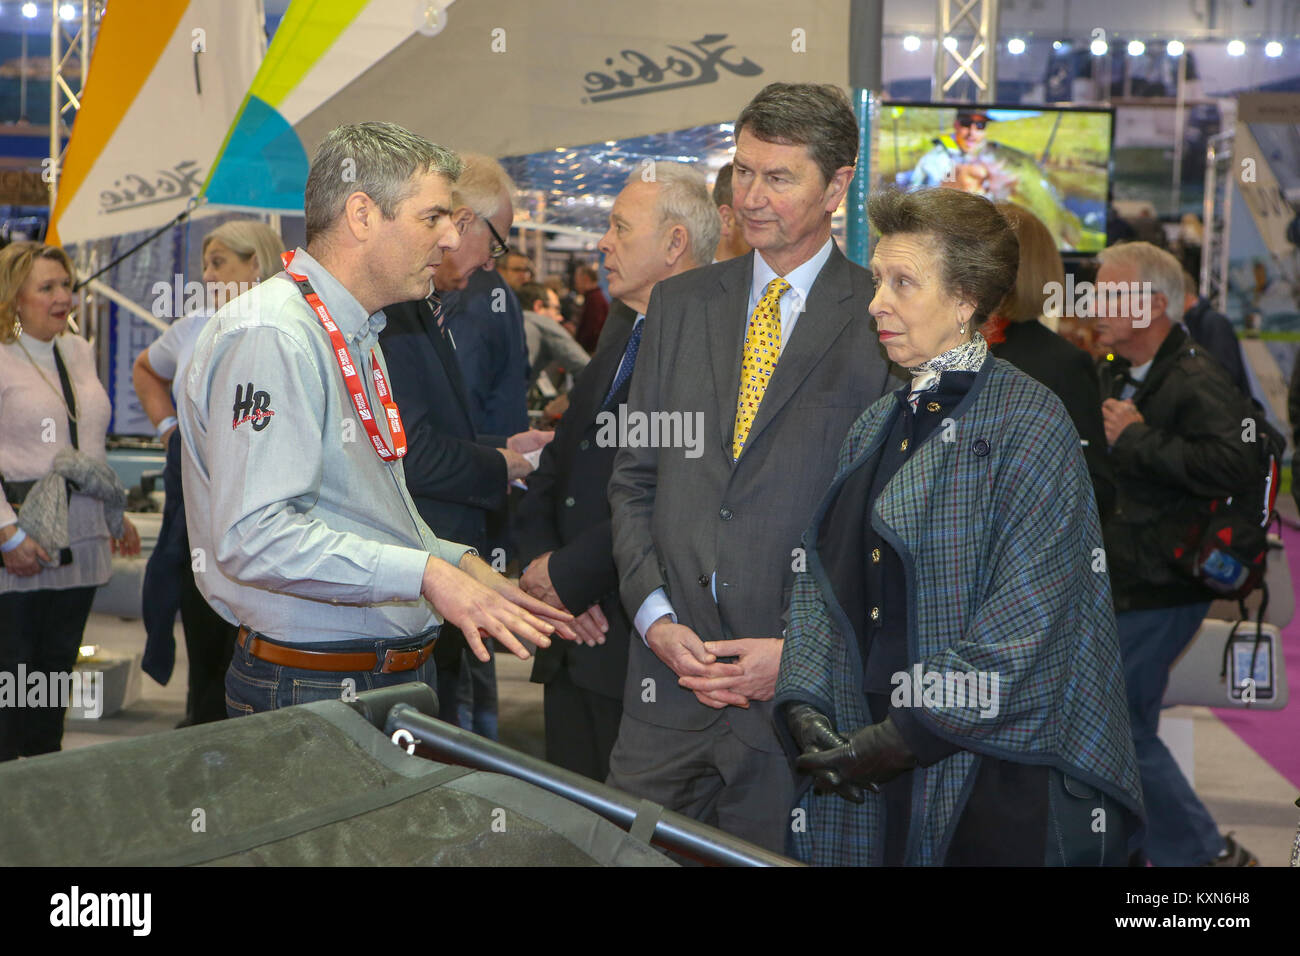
[774, 356, 1144, 866]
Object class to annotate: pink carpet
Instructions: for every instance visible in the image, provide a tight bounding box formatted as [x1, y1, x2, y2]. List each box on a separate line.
[1209, 520, 1300, 792]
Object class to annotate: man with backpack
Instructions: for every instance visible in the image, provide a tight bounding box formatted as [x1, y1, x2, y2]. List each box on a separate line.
[1096, 241, 1270, 866]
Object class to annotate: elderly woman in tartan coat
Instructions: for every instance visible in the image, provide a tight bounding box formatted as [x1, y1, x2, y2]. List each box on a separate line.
[774, 189, 1144, 866]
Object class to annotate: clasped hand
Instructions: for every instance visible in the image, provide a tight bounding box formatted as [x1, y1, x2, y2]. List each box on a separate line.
[519, 551, 608, 646]
[645, 618, 782, 709]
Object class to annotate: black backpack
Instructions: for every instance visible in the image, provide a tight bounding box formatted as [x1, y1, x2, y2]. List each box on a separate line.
[1168, 397, 1284, 600]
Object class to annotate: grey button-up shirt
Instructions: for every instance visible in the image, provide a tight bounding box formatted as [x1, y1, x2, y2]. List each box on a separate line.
[179, 247, 473, 644]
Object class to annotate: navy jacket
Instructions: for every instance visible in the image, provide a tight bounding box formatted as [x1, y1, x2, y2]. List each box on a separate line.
[441, 269, 530, 438]
[379, 297, 507, 553]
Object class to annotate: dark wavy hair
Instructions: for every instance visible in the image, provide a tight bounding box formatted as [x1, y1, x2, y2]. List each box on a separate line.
[867, 188, 1020, 326]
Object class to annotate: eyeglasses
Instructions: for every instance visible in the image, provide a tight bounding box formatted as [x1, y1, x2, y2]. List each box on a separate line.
[455, 211, 510, 259]
[957, 119, 988, 130]
[482, 216, 510, 260]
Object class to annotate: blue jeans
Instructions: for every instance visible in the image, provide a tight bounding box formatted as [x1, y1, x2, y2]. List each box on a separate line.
[224, 630, 438, 716]
[1115, 603, 1225, 865]
[455, 648, 499, 740]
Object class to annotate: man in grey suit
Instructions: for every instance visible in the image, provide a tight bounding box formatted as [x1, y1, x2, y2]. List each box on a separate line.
[607, 83, 899, 852]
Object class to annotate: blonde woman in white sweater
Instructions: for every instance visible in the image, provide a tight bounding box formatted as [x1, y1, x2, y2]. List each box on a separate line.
[0, 242, 138, 760]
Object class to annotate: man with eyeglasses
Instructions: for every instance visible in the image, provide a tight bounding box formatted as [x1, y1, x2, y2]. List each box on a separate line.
[908, 108, 1007, 198]
[380, 153, 550, 737]
[499, 252, 535, 292]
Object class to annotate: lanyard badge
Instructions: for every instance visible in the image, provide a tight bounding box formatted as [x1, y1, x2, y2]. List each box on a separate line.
[282, 251, 406, 462]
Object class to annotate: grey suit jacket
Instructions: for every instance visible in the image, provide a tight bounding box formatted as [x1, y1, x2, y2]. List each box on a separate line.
[608, 242, 899, 753]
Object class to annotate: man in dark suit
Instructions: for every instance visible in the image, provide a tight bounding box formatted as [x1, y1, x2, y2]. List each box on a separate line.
[515, 163, 720, 782]
[381, 153, 553, 733]
[607, 83, 899, 852]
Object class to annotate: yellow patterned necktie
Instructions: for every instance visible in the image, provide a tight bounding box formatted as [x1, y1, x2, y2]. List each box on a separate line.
[733, 276, 790, 459]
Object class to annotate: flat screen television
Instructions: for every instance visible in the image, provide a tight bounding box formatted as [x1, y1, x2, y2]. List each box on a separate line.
[874, 102, 1115, 254]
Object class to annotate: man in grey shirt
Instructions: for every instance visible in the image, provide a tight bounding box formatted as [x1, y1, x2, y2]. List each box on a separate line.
[518, 282, 590, 388]
[180, 122, 572, 715]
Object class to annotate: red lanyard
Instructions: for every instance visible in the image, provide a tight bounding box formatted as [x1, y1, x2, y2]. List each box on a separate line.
[281, 250, 406, 462]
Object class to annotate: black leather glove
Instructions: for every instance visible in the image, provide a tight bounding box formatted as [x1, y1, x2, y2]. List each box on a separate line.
[784, 703, 867, 804]
[795, 714, 918, 789]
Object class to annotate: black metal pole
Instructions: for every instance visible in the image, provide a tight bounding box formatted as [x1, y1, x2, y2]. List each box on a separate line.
[383, 703, 799, 867]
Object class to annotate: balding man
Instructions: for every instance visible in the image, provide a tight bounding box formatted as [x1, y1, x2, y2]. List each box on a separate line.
[515, 163, 720, 782]
[180, 123, 571, 715]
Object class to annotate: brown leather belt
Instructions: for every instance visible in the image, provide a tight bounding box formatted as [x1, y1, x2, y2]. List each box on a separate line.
[236, 626, 436, 674]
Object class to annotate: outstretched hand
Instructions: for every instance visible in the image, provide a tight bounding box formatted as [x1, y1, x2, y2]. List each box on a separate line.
[421, 553, 575, 661]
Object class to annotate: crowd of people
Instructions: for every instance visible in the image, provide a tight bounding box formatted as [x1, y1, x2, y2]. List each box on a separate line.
[0, 80, 1274, 866]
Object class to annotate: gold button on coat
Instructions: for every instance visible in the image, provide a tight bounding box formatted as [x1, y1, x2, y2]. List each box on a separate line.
[927, 401, 941, 412]
[870, 607, 880, 621]
[899, 439, 909, 452]
[871, 548, 881, 563]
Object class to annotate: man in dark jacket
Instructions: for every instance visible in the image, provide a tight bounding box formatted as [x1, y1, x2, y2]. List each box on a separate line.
[1095, 241, 1259, 866]
[515, 162, 719, 781]
[573, 264, 609, 353]
[381, 153, 552, 736]
[1181, 270, 1249, 397]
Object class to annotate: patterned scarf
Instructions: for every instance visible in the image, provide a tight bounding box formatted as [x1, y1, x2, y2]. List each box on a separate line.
[906, 332, 988, 409]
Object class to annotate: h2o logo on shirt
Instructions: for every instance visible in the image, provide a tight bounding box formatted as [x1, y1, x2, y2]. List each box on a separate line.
[232, 382, 274, 431]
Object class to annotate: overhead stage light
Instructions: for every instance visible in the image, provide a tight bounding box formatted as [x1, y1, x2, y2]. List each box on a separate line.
[1227, 39, 1246, 57]
[1265, 41, 1284, 58]
[1090, 38, 1108, 56]
[1166, 39, 1185, 57]
[1007, 38, 1026, 55]
[902, 34, 921, 52]
[1127, 40, 1145, 57]
[21, 2, 37, 17]
[942, 36, 958, 52]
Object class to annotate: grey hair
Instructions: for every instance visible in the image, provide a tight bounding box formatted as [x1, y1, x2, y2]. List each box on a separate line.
[304, 122, 463, 244]
[1097, 241, 1185, 323]
[453, 153, 518, 220]
[624, 161, 721, 268]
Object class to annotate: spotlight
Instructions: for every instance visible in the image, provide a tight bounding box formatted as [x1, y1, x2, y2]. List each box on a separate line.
[1166, 39, 1184, 57]
[1265, 41, 1284, 58]
[1127, 40, 1145, 56]
[1053, 40, 1062, 51]
[1090, 37, 1108, 56]
[902, 34, 921, 52]
[21, 2, 36, 17]
[1007, 37, 1026, 55]
[942, 36, 958, 52]
[58, 2, 74, 19]
[1227, 39, 1246, 56]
